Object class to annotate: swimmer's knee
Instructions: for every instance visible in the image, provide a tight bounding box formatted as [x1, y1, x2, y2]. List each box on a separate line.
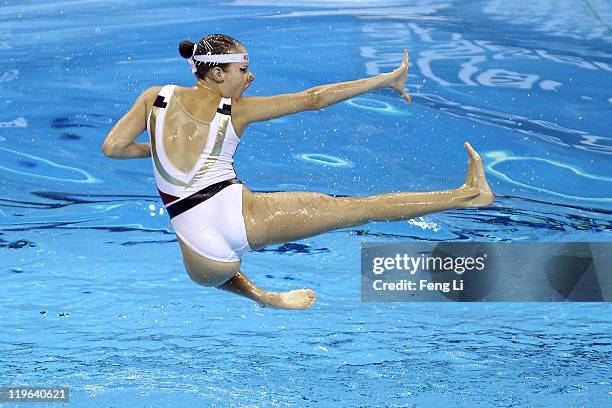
[177, 238, 240, 286]
[320, 194, 370, 224]
[184, 265, 236, 287]
[182, 258, 240, 287]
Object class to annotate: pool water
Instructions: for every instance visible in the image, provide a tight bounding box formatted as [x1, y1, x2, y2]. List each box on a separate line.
[1, 0, 611, 406]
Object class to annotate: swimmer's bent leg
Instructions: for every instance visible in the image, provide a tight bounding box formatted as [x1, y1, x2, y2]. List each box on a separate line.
[179, 239, 315, 309]
[244, 188, 475, 250]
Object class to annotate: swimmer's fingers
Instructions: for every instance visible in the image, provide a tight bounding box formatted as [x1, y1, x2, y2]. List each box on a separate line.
[395, 49, 409, 75]
[405, 50, 412, 104]
[401, 90, 412, 105]
[402, 49, 409, 71]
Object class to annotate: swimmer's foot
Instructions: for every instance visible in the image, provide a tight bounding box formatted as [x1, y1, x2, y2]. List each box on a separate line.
[257, 289, 317, 310]
[456, 142, 494, 208]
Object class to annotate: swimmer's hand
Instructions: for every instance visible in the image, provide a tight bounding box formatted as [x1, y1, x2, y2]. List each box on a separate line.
[387, 49, 411, 105]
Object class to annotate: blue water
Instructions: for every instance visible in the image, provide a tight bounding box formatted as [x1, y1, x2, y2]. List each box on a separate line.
[1, 1, 611, 406]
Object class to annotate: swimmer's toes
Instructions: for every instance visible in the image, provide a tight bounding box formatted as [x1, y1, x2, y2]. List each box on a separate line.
[288, 289, 316, 310]
[462, 143, 493, 207]
[307, 289, 317, 307]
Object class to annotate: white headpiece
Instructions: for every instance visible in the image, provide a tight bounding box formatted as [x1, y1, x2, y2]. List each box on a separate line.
[188, 43, 249, 73]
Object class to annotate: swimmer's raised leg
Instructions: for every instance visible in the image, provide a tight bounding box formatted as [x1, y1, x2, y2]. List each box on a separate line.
[243, 142, 494, 249]
[219, 271, 317, 310]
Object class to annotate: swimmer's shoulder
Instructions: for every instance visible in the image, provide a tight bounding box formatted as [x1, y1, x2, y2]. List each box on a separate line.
[141, 86, 164, 102]
[137, 86, 164, 116]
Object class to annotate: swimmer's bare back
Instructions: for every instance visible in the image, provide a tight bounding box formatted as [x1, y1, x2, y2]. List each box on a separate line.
[102, 44, 494, 311]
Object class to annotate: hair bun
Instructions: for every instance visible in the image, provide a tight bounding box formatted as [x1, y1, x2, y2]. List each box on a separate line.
[178, 40, 195, 59]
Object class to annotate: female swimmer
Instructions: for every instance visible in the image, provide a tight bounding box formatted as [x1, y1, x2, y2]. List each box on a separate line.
[102, 34, 494, 310]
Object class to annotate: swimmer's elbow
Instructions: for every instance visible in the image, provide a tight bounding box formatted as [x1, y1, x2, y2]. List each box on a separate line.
[101, 141, 114, 157]
[101, 142, 113, 157]
[101, 141, 121, 158]
[302, 89, 323, 111]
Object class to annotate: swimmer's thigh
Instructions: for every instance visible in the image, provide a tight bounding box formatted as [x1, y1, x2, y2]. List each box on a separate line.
[242, 189, 370, 250]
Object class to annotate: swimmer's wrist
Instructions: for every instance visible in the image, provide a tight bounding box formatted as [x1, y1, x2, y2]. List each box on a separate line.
[379, 72, 394, 87]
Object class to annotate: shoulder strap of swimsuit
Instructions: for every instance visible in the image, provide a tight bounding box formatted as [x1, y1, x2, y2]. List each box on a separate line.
[152, 84, 177, 109]
[217, 96, 232, 116]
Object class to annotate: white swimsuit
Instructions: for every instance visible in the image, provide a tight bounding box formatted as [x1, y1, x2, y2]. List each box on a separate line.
[148, 85, 251, 262]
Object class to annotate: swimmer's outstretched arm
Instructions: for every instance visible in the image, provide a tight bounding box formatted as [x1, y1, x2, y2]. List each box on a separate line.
[233, 49, 411, 130]
[102, 86, 162, 159]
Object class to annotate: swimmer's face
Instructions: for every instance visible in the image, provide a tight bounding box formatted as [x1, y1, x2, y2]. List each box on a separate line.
[221, 45, 254, 99]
